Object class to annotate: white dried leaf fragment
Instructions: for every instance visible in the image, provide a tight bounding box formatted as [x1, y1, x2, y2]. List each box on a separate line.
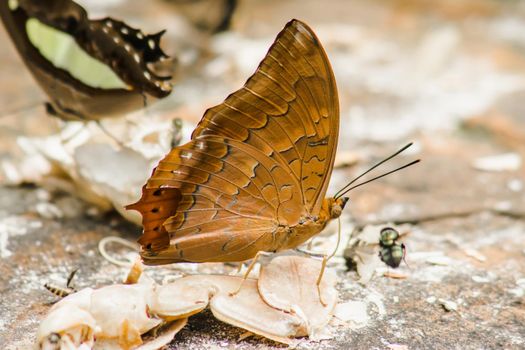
[89, 284, 161, 339]
[136, 319, 188, 350]
[472, 152, 522, 172]
[151, 274, 306, 344]
[333, 301, 369, 328]
[49, 288, 94, 313]
[257, 255, 338, 334]
[150, 276, 216, 318]
[73, 143, 152, 224]
[37, 305, 96, 349]
[210, 278, 306, 345]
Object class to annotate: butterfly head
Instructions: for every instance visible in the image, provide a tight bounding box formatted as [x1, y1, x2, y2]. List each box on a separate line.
[327, 196, 349, 219]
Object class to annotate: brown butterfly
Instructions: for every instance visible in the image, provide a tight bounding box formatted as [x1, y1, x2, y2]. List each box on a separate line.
[127, 19, 419, 266]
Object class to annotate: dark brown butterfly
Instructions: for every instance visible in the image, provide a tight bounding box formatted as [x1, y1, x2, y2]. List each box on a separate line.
[0, 0, 173, 121]
[127, 19, 419, 266]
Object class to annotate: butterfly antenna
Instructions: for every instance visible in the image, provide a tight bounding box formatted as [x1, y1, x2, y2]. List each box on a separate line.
[334, 143, 414, 199]
[336, 159, 420, 199]
[334, 142, 414, 199]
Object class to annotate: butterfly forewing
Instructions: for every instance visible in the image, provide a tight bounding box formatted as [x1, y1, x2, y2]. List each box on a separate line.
[192, 20, 339, 216]
[128, 19, 339, 263]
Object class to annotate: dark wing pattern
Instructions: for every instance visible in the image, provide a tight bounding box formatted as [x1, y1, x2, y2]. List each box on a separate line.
[127, 19, 339, 264]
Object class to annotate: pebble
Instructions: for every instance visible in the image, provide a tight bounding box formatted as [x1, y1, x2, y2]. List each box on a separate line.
[333, 301, 369, 327]
[507, 179, 523, 192]
[464, 248, 487, 262]
[472, 153, 521, 172]
[426, 296, 437, 304]
[34, 202, 63, 219]
[438, 298, 458, 312]
[35, 189, 51, 202]
[426, 256, 452, 266]
[86, 206, 101, 217]
[494, 201, 512, 212]
[387, 344, 409, 350]
[472, 275, 490, 283]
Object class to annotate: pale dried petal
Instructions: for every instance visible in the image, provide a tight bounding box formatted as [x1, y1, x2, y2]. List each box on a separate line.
[89, 284, 161, 338]
[136, 319, 188, 350]
[472, 152, 521, 172]
[333, 301, 369, 328]
[257, 256, 338, 334]
[37, 305, 96, 348]
[73, 144, 152, 224]
[49, 288, 94, 313]
[150, 276, 216, 318]
[210, 278, 306, 344]
[92, 339, 121, 350]
[151, 274, 306, 344]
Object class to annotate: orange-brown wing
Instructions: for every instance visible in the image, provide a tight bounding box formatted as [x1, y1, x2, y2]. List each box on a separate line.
[192, 19, 339, 216]
[127, 136, 303, 264]
[127, 19, 338, 264]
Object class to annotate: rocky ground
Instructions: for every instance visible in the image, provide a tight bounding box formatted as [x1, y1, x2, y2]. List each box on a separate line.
[1, 0, 524, 349]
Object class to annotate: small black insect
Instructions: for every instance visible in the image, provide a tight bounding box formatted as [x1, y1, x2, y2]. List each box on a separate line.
[378, 227, 406, 268]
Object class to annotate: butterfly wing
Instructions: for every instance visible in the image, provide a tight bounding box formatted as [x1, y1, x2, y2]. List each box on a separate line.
[0, 0, 172, 120]
[127, 19, 339, 264]
[127, 136, 301, 263]
[193, 19, 339, 216]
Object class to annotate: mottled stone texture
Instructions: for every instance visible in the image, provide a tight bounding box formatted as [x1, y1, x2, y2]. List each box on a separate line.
[1, 0, 524, 349]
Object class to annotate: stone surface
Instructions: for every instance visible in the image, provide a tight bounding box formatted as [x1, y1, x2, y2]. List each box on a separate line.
[1, 0, 525, 349]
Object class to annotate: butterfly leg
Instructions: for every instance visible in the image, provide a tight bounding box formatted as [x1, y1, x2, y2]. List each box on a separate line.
[316, 217, 343, 306]
[229, 251, 268, 296]
[316, 254, 329, 307]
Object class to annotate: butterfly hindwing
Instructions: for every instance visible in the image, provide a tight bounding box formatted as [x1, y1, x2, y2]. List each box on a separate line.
[127, 136, 301, 263]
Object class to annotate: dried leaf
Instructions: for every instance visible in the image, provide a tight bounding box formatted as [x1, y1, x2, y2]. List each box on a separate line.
[89, 284, 161, 339]
[257, 255, 338, 334]
[152, 274, 306, 344]
[137, 319, 188, 350]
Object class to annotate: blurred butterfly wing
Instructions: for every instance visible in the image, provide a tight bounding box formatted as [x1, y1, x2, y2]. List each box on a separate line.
[127, 19, 338, 263]
[0, 0, 172, 120]
[193, 19, 339, 216]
